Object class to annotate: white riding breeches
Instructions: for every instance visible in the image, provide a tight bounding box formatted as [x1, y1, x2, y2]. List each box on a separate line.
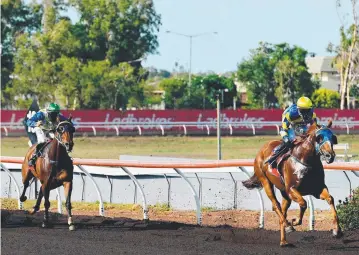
[33, 127, 46, 144]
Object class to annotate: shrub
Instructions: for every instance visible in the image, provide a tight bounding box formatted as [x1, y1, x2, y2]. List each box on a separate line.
[337, 187, 359, 230]
[311, 88, 340, 108]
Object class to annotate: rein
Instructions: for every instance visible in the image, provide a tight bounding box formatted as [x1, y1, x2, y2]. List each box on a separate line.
[289, 131, 317, 169]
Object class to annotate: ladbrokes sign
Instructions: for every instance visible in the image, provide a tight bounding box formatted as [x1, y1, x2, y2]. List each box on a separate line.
[1, 109, 358, 131]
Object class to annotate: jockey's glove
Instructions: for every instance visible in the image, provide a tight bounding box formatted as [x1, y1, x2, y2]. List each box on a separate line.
[283, 136, 292, 148]
[36, 121, 43, 127]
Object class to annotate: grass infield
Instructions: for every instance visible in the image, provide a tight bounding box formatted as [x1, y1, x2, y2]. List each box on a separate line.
[1, 135, 358, 160]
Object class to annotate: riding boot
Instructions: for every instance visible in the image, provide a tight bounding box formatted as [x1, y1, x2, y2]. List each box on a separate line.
[28, 143, 45, 167]
[266, 142, 286, 165]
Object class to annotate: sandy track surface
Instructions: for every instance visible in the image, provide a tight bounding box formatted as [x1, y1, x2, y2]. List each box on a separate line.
[2, 209, 359, 255]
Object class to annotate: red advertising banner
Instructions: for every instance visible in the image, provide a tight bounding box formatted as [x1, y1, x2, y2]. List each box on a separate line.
[1, 109, 358, 130]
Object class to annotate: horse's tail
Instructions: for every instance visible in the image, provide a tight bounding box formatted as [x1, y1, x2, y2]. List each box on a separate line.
[242, 174, 263, 190]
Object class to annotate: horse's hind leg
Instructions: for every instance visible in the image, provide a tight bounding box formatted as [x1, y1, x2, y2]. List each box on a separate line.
[287, 187, 307, 226]
[29, 188, 43, 215]
[261, 178, 291, 246]
[63, 181, 75, 231]
[319, 186, 343, 238]
[280, 191, 295, 233]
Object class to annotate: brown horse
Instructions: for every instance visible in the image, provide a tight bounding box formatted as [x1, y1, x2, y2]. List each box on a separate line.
[242, 120, 342, 247]
[20, 116, 76, 230]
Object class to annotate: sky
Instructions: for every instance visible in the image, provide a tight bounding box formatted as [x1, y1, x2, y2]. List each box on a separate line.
[65, 0, 352, 73]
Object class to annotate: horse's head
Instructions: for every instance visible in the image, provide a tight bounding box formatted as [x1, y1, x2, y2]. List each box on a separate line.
[54, 115, 76, 152]
[314, 119, 337, 164]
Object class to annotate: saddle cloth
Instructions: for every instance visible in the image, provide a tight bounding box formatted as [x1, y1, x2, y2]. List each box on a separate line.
[267, 152, 291, 184]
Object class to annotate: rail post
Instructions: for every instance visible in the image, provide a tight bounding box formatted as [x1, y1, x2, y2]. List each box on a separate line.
[163, 174, 171, 208]
[91, 126, 97, 136]
[174, 168, 202, 225]
[239, 167, 264, 228]
[194, 173, 202, 206]
[182, 125, 187, 136]
[307, 195, 315, 231]
[229, 173, 237, 209]
[120, 167, 149, 222]
[56, 188, 62, 214]
[107, 175, 113, 203]
[77, 165, 104, 216]
[1, 163, 23, 210]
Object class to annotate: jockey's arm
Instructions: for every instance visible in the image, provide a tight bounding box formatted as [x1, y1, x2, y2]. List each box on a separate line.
[279, 111, 291, 138]
[59, 114, 68, 122]
[26, 111, 45, 127]
[311, 112, 318, 125]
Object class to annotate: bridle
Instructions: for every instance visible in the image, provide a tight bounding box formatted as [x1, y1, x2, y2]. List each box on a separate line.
[53, 121, 75, 151]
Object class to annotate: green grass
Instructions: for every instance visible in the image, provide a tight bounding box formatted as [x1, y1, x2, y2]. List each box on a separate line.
[1, 198, 143, 212]
[1, 135, 359, 160]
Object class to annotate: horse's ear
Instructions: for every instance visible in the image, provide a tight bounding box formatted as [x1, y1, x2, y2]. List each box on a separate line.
[327, 119, 333, 128]
[68, 114, 73, 122]
[56, 115, 60, 123]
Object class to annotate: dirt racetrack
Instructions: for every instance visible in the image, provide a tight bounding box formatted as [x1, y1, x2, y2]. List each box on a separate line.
[2, 209, 359, 255]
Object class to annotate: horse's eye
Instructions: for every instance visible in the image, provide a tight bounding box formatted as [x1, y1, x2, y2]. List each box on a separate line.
[58, 126, 64, 133]
[316, 135, 323, 143]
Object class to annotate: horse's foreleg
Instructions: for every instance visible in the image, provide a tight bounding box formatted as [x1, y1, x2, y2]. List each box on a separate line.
[319, 186, 343, 238]
[29, 188, 43, 215]
[287, 187, 307, 226]
[63, 181, 75, 231]
[261, 178, 291, 246]
[280, 191, 295, 233]
[42, 185, 51, 228]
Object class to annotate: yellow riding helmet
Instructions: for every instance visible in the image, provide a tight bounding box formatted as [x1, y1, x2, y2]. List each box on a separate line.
[297, 97, 313, 109]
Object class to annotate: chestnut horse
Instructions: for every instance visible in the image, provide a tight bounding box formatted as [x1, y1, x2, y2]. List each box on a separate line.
[242, 120, 342, 247]
[20, 117, 75, 230]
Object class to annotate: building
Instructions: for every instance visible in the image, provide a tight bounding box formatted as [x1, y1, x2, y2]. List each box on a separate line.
[305, 56, 340, 92]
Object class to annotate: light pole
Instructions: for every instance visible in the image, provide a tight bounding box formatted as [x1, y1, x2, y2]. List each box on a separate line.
[165, 30, 218, 87]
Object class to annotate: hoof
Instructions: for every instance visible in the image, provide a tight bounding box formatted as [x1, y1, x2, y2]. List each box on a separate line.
[69, 224, 76, 231]
[280, 242, 295, 248]
[20, 196, 27, 202]
[285, 226, 296, 234]
[333, 229, 344, 239]
[291, 218, 302, 226]
[42, 222, 49, 228]
[29, 206, 39, 215]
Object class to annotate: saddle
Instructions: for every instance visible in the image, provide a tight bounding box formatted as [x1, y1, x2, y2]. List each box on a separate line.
[266, 138, 304, 183]
[36, 140, 53, 158]
[28, 140, 53, 173]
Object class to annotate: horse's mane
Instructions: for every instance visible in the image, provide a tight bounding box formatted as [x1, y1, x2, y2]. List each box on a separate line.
[291, 122, 318, 147]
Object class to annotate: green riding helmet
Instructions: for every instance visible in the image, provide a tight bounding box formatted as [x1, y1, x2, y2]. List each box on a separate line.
[47, 103, 60, 113]
[47, 103, 60, 122]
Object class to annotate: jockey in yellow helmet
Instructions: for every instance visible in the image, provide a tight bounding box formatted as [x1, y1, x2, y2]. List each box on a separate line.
[266, 96, 318, 165]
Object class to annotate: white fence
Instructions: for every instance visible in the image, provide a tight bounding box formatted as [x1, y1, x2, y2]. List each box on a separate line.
[2, 120, 359, 136]
[1, 156, 359, 229]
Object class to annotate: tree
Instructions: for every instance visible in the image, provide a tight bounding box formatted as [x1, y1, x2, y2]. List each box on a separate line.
[1, 0, 42, 107]
[311, 88, 340, 108]
[7, 17, 82, 109]
[6, 33, 57, 109]
[237, 42, 318, 109]
[237, 42, 277, 109]
[69, 0, 161, 65]
[191, 74, 237, 109]
[159, 78, 188, 109]
[329, 0, 359, 109]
